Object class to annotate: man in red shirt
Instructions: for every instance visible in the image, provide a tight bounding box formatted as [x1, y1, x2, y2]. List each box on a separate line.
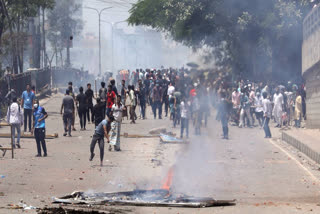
[106, 85, 116, 118]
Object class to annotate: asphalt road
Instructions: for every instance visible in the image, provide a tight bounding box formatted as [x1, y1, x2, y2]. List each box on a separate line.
[1, 93, 320, 214]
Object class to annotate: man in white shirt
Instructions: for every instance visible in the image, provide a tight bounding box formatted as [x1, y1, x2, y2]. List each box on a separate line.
[180, 98, 190, 138]
[167, 82, 175, 99]
[262, 92, 272, 138]
[6, 97, 23, 148]
[273, 87, 284, 128]
[254, 92, 263, 127]
[110, 95, 126, 151]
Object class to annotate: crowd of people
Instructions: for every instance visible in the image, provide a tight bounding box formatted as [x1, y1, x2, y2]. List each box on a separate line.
[3, 67, 306, 166]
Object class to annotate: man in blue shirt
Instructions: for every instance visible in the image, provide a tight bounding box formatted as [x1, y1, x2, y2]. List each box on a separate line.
[89, 116, 114, 166]
[32, 101, 48, 157]
[21, 84, 35, 133]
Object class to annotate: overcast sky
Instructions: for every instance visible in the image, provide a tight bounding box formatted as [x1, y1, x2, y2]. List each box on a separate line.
[82, 0, 135, 36]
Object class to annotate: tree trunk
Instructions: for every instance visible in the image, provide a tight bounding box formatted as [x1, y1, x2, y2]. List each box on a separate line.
[0, 15, 5, 47]
[66, 45, 70, 68]
[17, 16, 23, 73]
[12, 33, 18, 74]
[0, 0, 6, 46]
[60, 50, 63, 67]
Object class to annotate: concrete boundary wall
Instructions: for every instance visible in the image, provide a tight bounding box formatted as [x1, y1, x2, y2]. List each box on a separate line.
[282, 132, 320, 164]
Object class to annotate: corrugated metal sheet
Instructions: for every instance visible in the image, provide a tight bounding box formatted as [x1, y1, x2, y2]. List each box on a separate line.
[306, 70, 320, 129]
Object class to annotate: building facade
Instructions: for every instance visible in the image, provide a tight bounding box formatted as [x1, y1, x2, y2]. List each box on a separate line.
[302, 5, 320, 129]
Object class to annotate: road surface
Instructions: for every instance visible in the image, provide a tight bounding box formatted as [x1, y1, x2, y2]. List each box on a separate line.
[1, 93, 320, 213]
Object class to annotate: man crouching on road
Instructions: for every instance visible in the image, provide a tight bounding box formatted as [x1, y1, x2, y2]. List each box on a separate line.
[32, 100, 48, 157]
[89, 115, 114, 166]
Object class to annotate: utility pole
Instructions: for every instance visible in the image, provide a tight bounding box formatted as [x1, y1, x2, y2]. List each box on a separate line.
[101, 20, 127, 74]
[42, 7, 47, 68]
[84, 6, 112, 76]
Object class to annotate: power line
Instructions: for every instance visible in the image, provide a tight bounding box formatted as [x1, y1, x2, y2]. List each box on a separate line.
[96, 0, 131, 8]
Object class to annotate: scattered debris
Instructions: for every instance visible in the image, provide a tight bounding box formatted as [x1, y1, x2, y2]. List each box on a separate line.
[149, 128, 167, 135]
[151, 159, 162, 166]
[8, 200, 37, 210]
[160, 134, 187, 144]
[122, 133, 158, 138]
[52, 190, 236, 208]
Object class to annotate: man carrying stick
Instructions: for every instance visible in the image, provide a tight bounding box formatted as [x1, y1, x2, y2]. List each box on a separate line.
[89, 116, 114, 166]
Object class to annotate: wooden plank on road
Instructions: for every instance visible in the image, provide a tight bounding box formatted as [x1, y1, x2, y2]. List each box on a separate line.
[0, 133, 58, 139]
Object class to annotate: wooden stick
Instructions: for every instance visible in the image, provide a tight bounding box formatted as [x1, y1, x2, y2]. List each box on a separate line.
[0, 133, 58, 139]
[10, 126, 14, 159]
[121, 133, 176, 138]
[121, 134, 159, 138]
[0, 148, 13, 150]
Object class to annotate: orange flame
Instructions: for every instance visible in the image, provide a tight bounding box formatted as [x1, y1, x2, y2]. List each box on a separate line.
[162, 167, 174, 191]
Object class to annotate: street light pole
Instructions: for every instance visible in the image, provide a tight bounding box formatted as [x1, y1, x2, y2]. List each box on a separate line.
[101, 20, 127, 74]
[84, 6, 112, 76]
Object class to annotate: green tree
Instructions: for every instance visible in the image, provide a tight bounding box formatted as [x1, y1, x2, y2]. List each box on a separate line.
[0, 0, 54, 73]
[128, 0, 314, 81]
[47, 0, 83, 68]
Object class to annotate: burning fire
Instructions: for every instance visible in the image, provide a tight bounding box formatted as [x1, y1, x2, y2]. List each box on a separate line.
[162, 167, 174, 191]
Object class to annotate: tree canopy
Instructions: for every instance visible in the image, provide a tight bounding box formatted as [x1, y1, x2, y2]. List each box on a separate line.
[47, 0, 83, 67]
[128, 0, 314, 81]
[0, 0, 55, 73]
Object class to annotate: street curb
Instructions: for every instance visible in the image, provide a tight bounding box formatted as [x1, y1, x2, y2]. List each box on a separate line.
[282, 132, 320, 164]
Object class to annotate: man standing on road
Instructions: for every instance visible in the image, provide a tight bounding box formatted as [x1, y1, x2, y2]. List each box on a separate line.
[273, 87, 284, 128]
[262, 92, 272, 138]
[85, 83, 94, 124]
[110, 79, 118, 96]
[21, 84, 35, 133]
[76, 87, 88, 131]
[239, 90, 253, 128]
[120, 80, 127, 105]
[217, 92, 231, 140]
[61, 89, 74, 137]
[152, 84, 163, 119]
[99, 82, 107, 116]
[180, 97, 190, 139]
[32, 100, 48, 157]
[68, 82, 76, 131]
[89, 116, 114, 167]
[110, 95, 125, 151]
[6, 97, 23, 148]
[93, 98, 104, 127]
[106, 85, 116, 118]
[137, 80, 146, 120]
